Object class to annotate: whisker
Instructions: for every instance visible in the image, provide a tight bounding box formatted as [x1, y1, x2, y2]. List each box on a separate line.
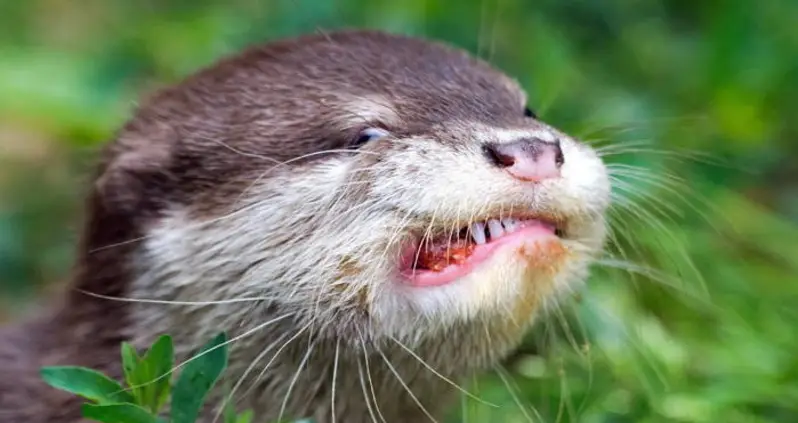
[75, 289, 276, 306]
[580, 294, 671, 392]
[123, 312, 293, 393]
[547, 302, 589, 367]
[88, 147, 381, 254]
[600, 145, 739, 170]
[356, 353, 383, 423]
[476, 0, 487, 59]
[410, 204, 443, 281]
[359, 332, 388, 423]
[487, 0, 502, 62]
[212, 331, 290, 423]
[593, 257, 717, 308]
[237, 320, 313, 401]
[494, 365, 542, 423]
[375, 345, 439, 423]
[558, 302, 596, 420]
[276, 332, 317, 423]
[330, 338, 341, 423]
[608, 184, 710, 297]
[203, 137, 284, 162]
[610, 179, 682, 222]
[388, 335, 498, 408]
[554, 358, 577, 423]
[609, 164, 731, 233]
[554, 363, 566, 423]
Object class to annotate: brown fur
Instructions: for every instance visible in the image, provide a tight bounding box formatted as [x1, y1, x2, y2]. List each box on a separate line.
[0, 29, 609, 422]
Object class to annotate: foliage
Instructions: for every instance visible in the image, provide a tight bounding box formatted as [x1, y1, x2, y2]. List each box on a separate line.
[41, 333, 256, 423]
[2, 0, 797, 422]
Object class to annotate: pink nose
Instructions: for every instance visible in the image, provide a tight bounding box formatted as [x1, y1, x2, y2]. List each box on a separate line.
[484, 138, 564, 182]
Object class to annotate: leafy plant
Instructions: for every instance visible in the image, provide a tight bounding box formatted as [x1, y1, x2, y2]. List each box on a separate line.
[40, 332, 255, 423]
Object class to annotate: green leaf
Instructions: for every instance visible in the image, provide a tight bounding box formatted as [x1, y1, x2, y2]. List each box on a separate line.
[40, 366, 135, 404]
[81, 403, 159, 423]
[120, 336, 174, 414]
[139, 335, 174, 413]
[219, 381, 254, 423]
[235, 409, 254, 423]
[170, 332, 229, 423]
[120, 342, 143, 403]
[221, 382, 238, 423]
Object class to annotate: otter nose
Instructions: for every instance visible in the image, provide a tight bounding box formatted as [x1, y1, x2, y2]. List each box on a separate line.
[483, 138, 564, 182]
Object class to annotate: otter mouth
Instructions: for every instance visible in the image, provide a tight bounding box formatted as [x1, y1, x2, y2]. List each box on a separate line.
[401, 216, 565, 287]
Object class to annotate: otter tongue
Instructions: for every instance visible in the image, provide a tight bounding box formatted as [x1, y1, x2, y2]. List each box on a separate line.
[415, 238, 475, 272]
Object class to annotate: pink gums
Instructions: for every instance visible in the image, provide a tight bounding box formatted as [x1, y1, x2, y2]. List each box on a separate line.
[401, 219, 559, 287]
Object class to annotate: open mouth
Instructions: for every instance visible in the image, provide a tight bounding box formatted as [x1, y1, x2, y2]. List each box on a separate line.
[401, 216, 565, 287]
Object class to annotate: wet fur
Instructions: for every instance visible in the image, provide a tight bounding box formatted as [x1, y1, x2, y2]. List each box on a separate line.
[0, 30, 610, 422]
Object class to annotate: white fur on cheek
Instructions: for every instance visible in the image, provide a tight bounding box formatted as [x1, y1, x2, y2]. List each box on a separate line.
[127, 159, 365, 341]
[367, 121, 610, 341]
[558, 136, 611, 216]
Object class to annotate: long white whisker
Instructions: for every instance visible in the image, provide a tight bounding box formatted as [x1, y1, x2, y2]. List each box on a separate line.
[330, 338, 341, 423]
[387, 335, 498, 407]
[356, 353, 383, 423]
[276, 333, 317, 423]
[375, 346, 439, 423]
[75, 289, 276, 306]
[359, 332, 388, 423]
[212, 331, 290, 423]
[494, 365, 542, 423]
[124, 312, 293, 392]
[238, 320, 313, 401]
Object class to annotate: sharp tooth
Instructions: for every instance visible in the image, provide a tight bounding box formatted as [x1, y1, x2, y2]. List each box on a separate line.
[471, 222, 486, 244]
[501, 218, 516, 232]
[487, 219, 504, 239]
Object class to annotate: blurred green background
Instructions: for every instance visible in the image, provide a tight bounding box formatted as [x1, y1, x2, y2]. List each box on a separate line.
[1, 0, 797, 422]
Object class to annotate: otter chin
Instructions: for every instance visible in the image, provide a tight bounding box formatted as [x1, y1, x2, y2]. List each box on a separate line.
[0, 29, 610, 423]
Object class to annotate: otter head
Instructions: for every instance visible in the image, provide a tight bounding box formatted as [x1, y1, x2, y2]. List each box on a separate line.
[82, 29, 610, 410]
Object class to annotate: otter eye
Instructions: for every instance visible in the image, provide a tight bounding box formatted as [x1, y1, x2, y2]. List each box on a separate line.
[352, 127, 391, 147]
[524, 106, 537, 119]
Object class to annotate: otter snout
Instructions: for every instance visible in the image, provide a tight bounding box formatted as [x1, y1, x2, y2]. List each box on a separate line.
[483, 138, 564, 182]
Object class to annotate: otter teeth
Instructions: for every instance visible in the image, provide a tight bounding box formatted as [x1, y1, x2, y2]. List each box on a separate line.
[469, 218, 523, 244]
[471, 222, 487, 245]
[487, 219, 504, 239]
[502, 218, 518, 232]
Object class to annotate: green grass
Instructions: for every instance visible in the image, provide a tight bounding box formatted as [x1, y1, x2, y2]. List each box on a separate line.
[2, 0, 797, 422]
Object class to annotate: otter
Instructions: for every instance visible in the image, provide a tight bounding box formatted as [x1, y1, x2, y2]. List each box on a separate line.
[0, 29, 610, 423]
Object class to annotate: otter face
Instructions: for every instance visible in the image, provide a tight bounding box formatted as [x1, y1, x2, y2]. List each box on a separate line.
[363, 120, 610, 342]
[118, 30, 609, 373]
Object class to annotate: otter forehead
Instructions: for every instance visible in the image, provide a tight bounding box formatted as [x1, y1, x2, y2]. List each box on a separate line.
[232, 30, 528, 123]
[102, 30, 536, 218]
[166, 29, 529, 134]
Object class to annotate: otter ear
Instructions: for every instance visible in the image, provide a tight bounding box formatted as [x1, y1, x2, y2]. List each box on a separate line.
[93, 133, 174, 215]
